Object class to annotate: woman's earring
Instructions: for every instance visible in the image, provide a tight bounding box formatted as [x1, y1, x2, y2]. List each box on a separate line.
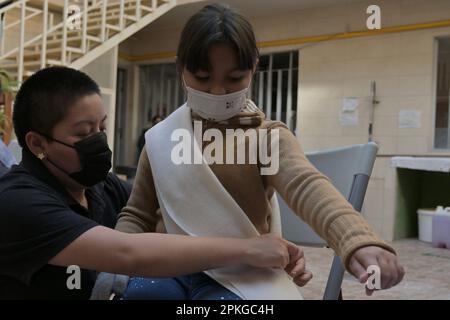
[37, 153, 45, 160]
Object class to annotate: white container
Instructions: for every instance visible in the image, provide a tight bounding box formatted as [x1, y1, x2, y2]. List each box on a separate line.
[417, 208, 435, 242]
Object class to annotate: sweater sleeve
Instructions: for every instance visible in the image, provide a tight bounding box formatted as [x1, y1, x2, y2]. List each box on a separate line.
[263, 122, 396, 271]
[115, 148, 161, 234]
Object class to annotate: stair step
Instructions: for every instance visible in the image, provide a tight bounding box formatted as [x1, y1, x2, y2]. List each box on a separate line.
[22, 48, 63, 59]
[22, 47, 85, 60]
[0, 59, 16, 66]
[87, 0, 162, 15]
[140, 5, 154, 13]
[47, 59, 67, 66]
[86, 11, 142, 25]
[87, 13, 148, 28]
[6, 72, 17, 79]
[0, 60, 64, 71]
[86, 35, 102, 42]
[86, 8, 153, 24]
[123, 14, 138, 22]
[44, 36, 84, 47]
[50, 26, 101, 37]
[66, 46, 85, 54]
[87, 5, 137, 19]
[87, 16, 121, 26]
[45, 40, 81, 49]
[50, 21, 125, 39]
[48, 34, 102, 42]
[33, 38, 106, 58]
[105, 24, 121, 31]
[89, 0, 137, 13]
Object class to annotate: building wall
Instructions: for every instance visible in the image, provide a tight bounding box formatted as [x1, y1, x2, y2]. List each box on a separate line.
[123, 0, 450, 56]
[297, 27, 450, 155]
[293, 4, 450, 241]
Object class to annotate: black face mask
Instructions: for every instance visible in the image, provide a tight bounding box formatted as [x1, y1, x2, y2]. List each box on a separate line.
[40, 131, 112, 187]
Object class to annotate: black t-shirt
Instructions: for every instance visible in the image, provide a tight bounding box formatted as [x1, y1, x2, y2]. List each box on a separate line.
[0, 150, 131, 300]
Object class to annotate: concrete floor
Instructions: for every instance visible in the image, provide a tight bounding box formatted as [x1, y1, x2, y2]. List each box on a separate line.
[300, 239, 450, 300]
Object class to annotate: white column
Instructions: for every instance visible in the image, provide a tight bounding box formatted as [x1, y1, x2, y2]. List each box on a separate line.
[18, 1, 26, 82]
[41, 0, 48, 68]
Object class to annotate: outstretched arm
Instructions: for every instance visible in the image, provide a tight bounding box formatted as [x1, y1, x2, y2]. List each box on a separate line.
[50, 226, 300, 277]
[264, 122, 404, 293]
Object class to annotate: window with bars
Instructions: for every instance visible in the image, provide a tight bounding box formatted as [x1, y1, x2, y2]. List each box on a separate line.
[138, 63, 184, 131]
[250, 50, 299, 132]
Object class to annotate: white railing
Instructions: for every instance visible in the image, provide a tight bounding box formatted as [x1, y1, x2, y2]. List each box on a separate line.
[0, 0, 176, 84]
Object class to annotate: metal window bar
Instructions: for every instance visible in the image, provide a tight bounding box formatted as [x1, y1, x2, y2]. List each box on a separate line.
[174, 75, 179, 110]
[258, 71, 264, 111]
[276, 69, 282, 121]
[159, 64, 165, 115]
[166, 78, 171, 116]
[286, 52, 293, 130]
[265, 54, 273, 119]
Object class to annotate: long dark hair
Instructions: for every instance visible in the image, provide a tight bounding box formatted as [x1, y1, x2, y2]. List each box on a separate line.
[176, 3, 259, 74]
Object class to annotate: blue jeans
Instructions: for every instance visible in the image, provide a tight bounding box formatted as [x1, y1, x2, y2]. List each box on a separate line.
[122, 272, 241, 300]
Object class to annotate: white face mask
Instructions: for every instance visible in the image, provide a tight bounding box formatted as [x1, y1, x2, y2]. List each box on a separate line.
[184, 79, 250, 122]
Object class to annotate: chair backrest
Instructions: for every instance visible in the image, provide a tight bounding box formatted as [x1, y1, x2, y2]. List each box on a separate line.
[279, 142, 378, 246]
[278, 142, 378, 300]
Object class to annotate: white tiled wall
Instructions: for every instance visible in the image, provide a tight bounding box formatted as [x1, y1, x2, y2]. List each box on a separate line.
[280, 1, 450, 240]
[297, 27, 450, 239]
[296, 28, 445, 155]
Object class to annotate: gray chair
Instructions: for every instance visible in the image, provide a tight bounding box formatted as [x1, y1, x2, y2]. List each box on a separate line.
[278, 142, 378, 300]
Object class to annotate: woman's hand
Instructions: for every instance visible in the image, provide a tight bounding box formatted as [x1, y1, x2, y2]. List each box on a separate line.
[243, 235, 313, 286]
[348, 246, 405, 296]
[243, 234, 298, 269]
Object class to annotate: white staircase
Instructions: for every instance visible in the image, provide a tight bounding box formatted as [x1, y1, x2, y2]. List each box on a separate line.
[0, 0, 177, 86]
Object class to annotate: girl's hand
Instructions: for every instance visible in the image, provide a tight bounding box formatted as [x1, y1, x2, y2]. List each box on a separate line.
[348, 246, 405, 296]
[284, 245, 313, 287]
[243, 234, 301, 270]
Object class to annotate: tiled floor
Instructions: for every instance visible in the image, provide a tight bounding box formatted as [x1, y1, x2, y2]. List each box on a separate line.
[300, 239, 450, 300]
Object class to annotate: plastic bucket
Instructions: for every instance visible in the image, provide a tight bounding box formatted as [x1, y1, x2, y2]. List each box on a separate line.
[417, 208, 435, 242]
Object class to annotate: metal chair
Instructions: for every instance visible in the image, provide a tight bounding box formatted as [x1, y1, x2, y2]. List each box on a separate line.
[278, 142, 378, 300]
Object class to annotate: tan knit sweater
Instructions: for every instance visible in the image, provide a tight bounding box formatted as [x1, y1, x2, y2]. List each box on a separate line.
[115, 107, 395, 271]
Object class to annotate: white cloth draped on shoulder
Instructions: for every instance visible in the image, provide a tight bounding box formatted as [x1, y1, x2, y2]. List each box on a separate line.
[144, 103, 303, 300]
